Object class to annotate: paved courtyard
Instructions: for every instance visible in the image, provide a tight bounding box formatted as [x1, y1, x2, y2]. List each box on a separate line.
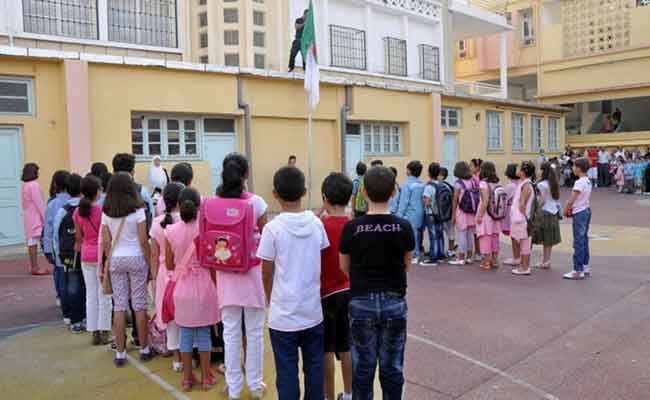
[1, 188, 649, 399]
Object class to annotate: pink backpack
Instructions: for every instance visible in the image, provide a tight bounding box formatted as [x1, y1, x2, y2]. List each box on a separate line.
[487, 183, 508, 221]
[198, 192, 259, 272]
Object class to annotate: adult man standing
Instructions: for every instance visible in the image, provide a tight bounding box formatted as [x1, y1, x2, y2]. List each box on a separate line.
[597, 147, 611, 187]
[288, 9, 308, 72]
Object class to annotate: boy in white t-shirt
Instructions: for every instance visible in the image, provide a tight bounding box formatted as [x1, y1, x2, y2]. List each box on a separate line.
[257, 166, 330, 400]
[563, 157, 593, 280]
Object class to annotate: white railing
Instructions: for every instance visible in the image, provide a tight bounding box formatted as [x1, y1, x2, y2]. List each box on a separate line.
[454, 80, 506, 98]
[368, 0, 442, 20]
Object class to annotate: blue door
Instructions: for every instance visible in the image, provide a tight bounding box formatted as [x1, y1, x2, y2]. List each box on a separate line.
[345, 135, 362, 178]
[0, 127, 24, 246]
[203, 134, 237, 194]
[443, 133, 458, 184]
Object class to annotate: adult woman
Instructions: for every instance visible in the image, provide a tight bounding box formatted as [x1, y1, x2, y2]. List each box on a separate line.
[532, 162, 562, 269]
[101, 173, 152, 366]
[21, 163, 47, 275]
[148, 156, 169, 205]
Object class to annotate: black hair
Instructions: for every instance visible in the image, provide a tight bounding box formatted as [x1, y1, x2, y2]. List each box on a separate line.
[179, 187, 201, 223]
[273, 166, 306, 202]
[479, 161, 500, 183]
[21, 163, 39, 182]
[66, 173, 82, 197]
[471, 158, 483, 171]
[78, 175, 101, 218]
[103, 172, 144, 218]
[364, 166, 395, 203]
[428, 162, 441, 180]
[505, 163, 519, 180]
[112, 153, 136, 174]
[370, 160, 384, 167]
[540, 162, 560, 200]
[355, 161, 367, 176]
[161, 183, 183, 228]
[519, 160, 536, 179]
[389, 166, 398, 177]
[216, 237, 229, 246]
[90, 162, 111, 190]
[288, 155, 296, 162]
[170, 162, 194, 186]
[321, 172, 353, 206]
[407, 160, 423, 178]
[574, 157, 591, 174]
[218, 153, 248, 199]
[453, 161, 472, 180]
[49, 170, 70, 197]
[440, 167, 448, 180]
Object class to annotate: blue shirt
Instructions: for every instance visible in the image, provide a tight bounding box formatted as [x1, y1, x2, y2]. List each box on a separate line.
[43, 193, 71, 255]
[52, 197, 80, 268]
[396, 176, 425, 227]
[422, 182, 437, 216]
[389, 184, 401, 214]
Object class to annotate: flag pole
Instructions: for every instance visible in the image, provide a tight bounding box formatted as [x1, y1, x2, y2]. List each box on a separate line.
[307, 111, 313, 209]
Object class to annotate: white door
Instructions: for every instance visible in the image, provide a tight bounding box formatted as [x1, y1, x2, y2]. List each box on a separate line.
[203, 134, 237, 194]
[345, 135, 362, 178]
[0, 127, 24, 246]
[443, 133, 458, 183]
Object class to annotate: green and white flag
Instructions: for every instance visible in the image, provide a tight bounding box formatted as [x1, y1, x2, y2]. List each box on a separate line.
[301, 0, 319, 111]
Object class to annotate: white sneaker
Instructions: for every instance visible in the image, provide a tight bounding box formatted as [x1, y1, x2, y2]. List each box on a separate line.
[448, 259, 465, 266]
[250, 382, 267, 399]
[55, 297, 61, 307]
[172, 361, 183, 372]
[410, 257, 419, 265]
[63, 318, 71, 325]
[473, 254, 483, 262]
[584, 266, 591, 276]
[447, 251, 456, 258]
[563, 271, 585, 280]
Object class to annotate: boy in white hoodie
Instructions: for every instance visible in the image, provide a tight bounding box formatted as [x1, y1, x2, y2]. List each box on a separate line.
[258, 166, 330, 400]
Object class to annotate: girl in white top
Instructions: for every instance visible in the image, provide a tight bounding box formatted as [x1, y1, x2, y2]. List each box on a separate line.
[532, 162, 562, 269]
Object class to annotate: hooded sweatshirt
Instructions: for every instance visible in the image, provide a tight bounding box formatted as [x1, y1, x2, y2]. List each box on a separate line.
[257, 210, 330, 332]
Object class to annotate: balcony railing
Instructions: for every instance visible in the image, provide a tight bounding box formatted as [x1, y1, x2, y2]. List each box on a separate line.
[369, 0, 442, 20]
[454, 80, 505, 98]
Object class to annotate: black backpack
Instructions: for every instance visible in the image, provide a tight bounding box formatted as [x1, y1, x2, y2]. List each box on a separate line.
[433, 182, 453, 223]
[59, 204, 81, 272]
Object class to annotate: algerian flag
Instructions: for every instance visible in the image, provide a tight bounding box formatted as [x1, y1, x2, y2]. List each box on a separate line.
[301, 0, 319, 111]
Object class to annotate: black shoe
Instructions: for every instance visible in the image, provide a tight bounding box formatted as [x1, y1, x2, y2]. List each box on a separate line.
[140, 350, 154, 362]
[114, 357, 126, 368]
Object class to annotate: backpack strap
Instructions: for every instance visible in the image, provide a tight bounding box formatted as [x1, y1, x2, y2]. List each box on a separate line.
[169, 233, 198, 282]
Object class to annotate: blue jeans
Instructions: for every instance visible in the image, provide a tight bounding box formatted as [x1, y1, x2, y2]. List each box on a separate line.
[572, 208, 591, 272]
[269, 323, 324, 400]
[53, 266, 66, 311]
[423, 215, 445, 261]
[180, 326, 211, 353]
[349, 293, 407, 400]
[65, 270, 86, 324]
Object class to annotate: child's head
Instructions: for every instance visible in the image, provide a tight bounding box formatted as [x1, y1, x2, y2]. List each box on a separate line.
[505, 163, 519, 181]
[540, 162, 560, 200]
[66, 173, 82, 197]
[355, 161, 367, 177]
[363, 166, 396, 204]
[78, 175, 102, 218]
[479, 161, 499, 183]
[288, 155, 297, 166]
[321, 172, 353, 209]
[273, 166, 306, 204]
[21, 163, 39, 182]
[219, 153, 249, 198]
[389, 166, 398, 179]
[470, 158, 483, 175]
[103, 172, 144, 218]
[406, 160, 423, 178]
[49, 170, 70, 197]
[112, 153, 136, 175]
[90, 162, 111, 191]
[171, 162, 194, 187]
[573, 157, 591, 177]
[439, 167, 448, 181]
[428, 162, 441, 180]
[453, 161, 472, 180]
[178, 187, 201, 223]
[161, 182, 183, 228]
[517, 161, 536, 180]
[370, 159, 384, 168]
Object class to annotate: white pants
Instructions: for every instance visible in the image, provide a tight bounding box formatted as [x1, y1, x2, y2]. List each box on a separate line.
[222, 306, 265, 398]
[167, 321, 180, 351]
[81, 263, 112, 332]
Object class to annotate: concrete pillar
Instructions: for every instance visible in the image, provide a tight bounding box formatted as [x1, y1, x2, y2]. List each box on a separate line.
[500, 31, 508, 99]
[432, 92, 444, 162]
[441, 0, 454, 90]
[320, 0, 330, 66]
[63, 60, 92, 174]
[364, 5, 374, 71]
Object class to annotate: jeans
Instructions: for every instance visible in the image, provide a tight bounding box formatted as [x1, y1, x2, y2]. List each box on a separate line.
[180, 326, 211, 353]
[269, 323, 324, 400]
[54, 266, 67, 315]
[349, 293, 408, 400]
[572, 208, 591, 272]
[288, 39, 305, 70]
[423, 215, 445, 261]
[65, 269, 86, 324]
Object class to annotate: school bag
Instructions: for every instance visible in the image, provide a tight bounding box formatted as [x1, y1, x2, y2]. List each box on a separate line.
[353, 178, 367, 213]
[433, 182, 453, 223]
[487, 183, 508, 221]
[458, 180, 480, 214]
[198, 193, 259, 273]
[526, 182, 542, 238]
[58, 204, 81, 272]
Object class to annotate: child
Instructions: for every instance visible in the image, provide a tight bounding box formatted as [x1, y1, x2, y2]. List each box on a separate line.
[155, 162, 194, 216]
[438, 168, 456, 258]
[44, 170, 71, 314]
[396, 160, 425, 264]
[532, 162, 562, 269]
[150, 183, 183, 372]
[470, 158, 484, 262]
[502, 164, 520, 266]
[165, 188, 220, 391]
[475, 161, 501, 270]
[615, 158, 625, 193]
[634, 158, 644, 194]
[21, 163, 47, 275]
[319, 173, 353, 400]
[389, 166, 401, 214]
[449, 161, 477, 265]
[563, 158, 593, 280]
[421, 162, 445, 266]
[258, 166, 329, 400]
[351, 161, 368, 218]
[510, 161, 536, 276]
[339, 166, 414, 399]
[623, 159, 635, 194]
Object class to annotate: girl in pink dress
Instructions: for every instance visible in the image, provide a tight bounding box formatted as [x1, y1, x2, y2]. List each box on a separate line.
[21, 163, 47, 275]
[450, 161, 478, 265]
[510, 161, 536, 276]
[475, 162, 502, 270]
[470, 158, 484, 263]
[502, 164, 521, 266]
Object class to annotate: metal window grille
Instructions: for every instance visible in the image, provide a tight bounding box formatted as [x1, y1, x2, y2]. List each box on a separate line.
[384, 37, 407, 76]
[107, 0, 178, 48]
[253, 31, 265, 47]
[224, 8, 238, 23]
[329, 25, 366, 70]
[253, 10, 265, 26]
[199, 12, 207, 27]
[0, 78, 33, 115]
[22, 0, 98, 40]
[199, 55, 208, 64]
[548, 118, 560, 150]
[224, 53, 240, 66]
[640, 0, 650, 6]
[224, 30, 238, 45]
[132, 115, 201, 159]
[486, 111, 503, 150]
[531, 116, 544, 150]
[512, 113, 525, 150]
[254, 53, 265, 69]
[200, 32, 208, 47]
[199, 0, 206, 5]
[418, 44, 440, 81]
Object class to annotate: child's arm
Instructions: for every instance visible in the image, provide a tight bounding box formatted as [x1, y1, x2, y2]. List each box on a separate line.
[100, 224, 112, 279]
[164, 238, 175, 271]
[262, 260, 274, 303]
[339, 253, 350, 278]
[137, 221, 151, 270]
[451, 188, 460, 224]
[477, 185, 489, 224]
[519, 184, 531, 215]
[564, 190, 580, 218]
[74, 220, 83, 253]
[396, 183, 410, 218]
[404, 251, 413, 272]
[150, 238, 159, 281]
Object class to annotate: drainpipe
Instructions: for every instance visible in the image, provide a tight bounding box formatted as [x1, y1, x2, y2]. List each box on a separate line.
[340, 86, 352, 173]
[237, 75, 254, 192]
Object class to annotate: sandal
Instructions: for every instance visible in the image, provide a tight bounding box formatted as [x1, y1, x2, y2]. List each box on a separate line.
[503, 258, 520, 266]
[182, 375, 197, 392]
[534, 262, 551, 269]
[202, 374, 218, 391]
[480, 262, 492, 270]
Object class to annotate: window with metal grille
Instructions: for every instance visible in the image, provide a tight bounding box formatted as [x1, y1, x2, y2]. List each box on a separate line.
[361, 123, 402, 155]
[531, 116, 544, 150]
[22, 0, 98, 40]
[254, 53, 265, 69]
[441, 108, 461, 129]
[521, 9, 535, 46]
[548, 117, 560, 150]
[384, 37, 407, 76]
[253, 31, 265, 47]
[418, 44, 440, 81]
[458, 40, 467, 58]
[253, 10, 265, 26]
[224, 8, 238, 23]
[200, 32, 208, 48]
[131, 116, 200, 159]
[199, 55, 209, 64]
[329, 25, 366, 70]
[0, 77, 34, 115]
[224, 30, 238, 45]
[486, 111, 503, 151]
[199, 12, 207, 27]
[107, 0, 178, 48]
[225, 53, 240, 66]
[199, 0, 206, 5]
[512, 113, 525, 151]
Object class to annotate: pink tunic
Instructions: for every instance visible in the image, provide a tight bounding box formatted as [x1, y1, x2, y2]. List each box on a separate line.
[150, 213, 179, 329]
[501, 181, 518, 235]
[510, 179, 534, 240]
[475, 181, 502, 237]
[21, 181, 46, 240]
[454, 179, 477, 231]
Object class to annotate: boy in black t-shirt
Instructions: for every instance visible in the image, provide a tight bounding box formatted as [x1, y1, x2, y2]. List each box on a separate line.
[339, 166, 415, 400]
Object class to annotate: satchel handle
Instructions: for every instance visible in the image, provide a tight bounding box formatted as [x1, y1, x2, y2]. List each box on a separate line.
[104, 218, 126, 271]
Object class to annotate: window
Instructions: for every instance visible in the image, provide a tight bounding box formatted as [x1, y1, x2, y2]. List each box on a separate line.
[204, 118, 235, 133]
[199, 0, 206, 5]
[131, 116, 200, 159]
[224, 30, 239, 45]
[640, 0, 650, 6]
[253, 31, 265, 47]
[361, 123, 402, 155]
[225, 53, 240, 66]
[0, 77, 33, 115]
[253, 11, 265, 26]
[329, 25, 367, 70]
[108, 0, 178, 48]
[22, 0, 98, 40]
[548, 117, 560, 150]
[199, 12, 208, 27]
[419, 44, 440, 81]
[384, 37, 407, 76]
[506, 12, 512, 25]
[521, 9, 535, 46]
[486, 111, 503, 151]
[254, 53, 266, 69]
[224, 9, 238, 23]
[441, 108, 461, 129]
[199, 55, 209, 64]
[512, 113, 525, 151]
[531, 116, 544, 150]
[200, 32, 209, 48]
[458, 40, 467, 58]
